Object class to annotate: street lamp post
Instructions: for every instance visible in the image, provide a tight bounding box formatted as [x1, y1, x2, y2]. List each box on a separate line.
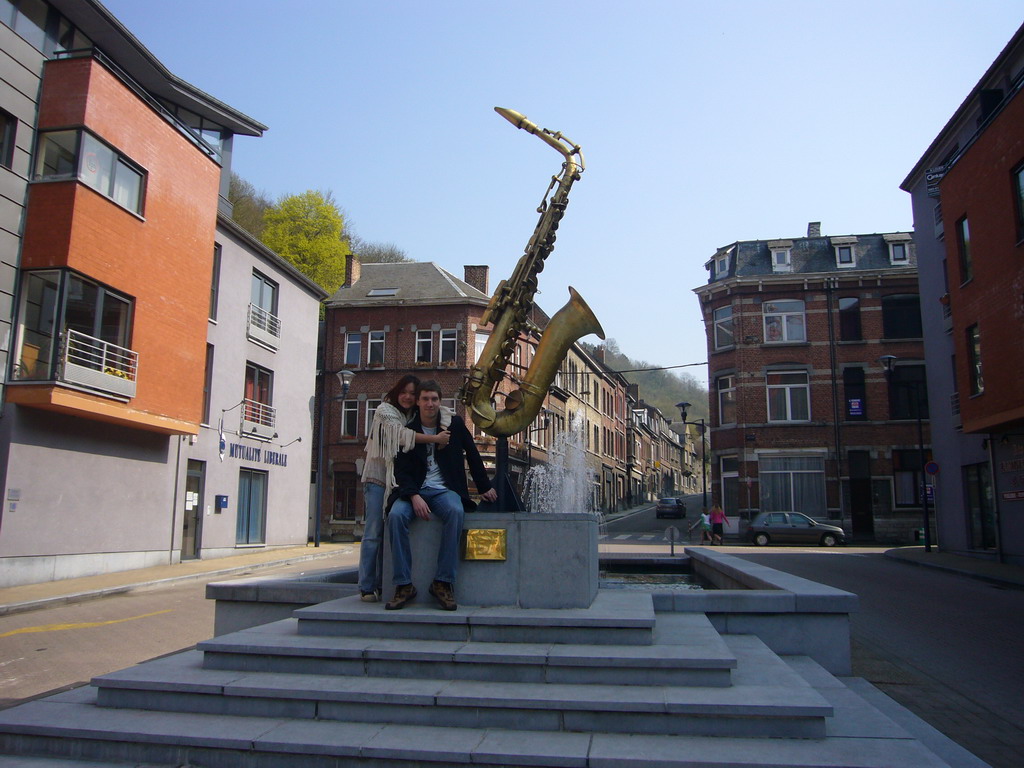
[879, 355, 931, 553]
[677, 402, 707, 514]
[315, 369, 355, 547]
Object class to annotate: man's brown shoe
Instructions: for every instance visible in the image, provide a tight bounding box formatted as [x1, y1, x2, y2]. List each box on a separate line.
[429, 580, 457, 611]
[385, 583, 417, 610]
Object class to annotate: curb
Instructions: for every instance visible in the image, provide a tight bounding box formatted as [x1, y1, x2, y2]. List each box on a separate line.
[883, 549, 1024, 591]
[0, 547, 353, 618]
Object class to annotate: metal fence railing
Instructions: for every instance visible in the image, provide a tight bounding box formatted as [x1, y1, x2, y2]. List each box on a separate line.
[247, 303, 281, 339]
[61, 329, 138, 398]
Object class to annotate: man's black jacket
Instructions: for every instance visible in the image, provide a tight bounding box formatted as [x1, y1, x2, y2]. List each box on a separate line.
[388, 412, 493, 513]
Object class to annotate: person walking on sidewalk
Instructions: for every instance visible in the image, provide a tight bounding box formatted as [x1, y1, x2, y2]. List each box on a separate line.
[357, 375, 450, 603]
[385, 380, 496, 611]
[689, 509, 712, 544]
[708, 502, 730, 545]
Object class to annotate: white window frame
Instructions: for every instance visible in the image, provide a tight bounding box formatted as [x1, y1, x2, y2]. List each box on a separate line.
[474, 332, 488, 364]
[758, 453, 826, 516]
[365, 399, 382, 437]
[439, 329, 457, 363]
[831, 237, 858, 269]
[713, 306, 734, 349]
[763, 300, 805, 343]
[714, 252, 730, 278]
[368, 330, 385, 365]
[766, 370, 810, 423]
[341, 399, 359, 437]
[345, 332, 361, 366]
[415, 330, 432, 363]
[884, 233, 912, 265]
[717, 374, 736, 425]
[771, 248, 792, 273]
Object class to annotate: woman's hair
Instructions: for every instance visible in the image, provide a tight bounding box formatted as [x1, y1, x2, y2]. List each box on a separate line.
[383, 374, 421, 410]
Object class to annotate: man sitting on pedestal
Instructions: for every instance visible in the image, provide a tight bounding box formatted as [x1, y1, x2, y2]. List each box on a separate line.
[385, 380, 497, 611]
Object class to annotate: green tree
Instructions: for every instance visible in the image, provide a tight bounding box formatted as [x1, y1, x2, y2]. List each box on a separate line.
[261, 190, 350, 293]
[228, 173, 272, 238]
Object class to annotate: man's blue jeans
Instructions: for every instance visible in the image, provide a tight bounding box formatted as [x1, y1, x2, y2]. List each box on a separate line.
[387, 487, 464, 586]
[358, 482, 386, 594]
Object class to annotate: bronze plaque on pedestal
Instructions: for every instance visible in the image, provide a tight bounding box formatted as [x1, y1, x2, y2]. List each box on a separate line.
[462, 529, 507, 560]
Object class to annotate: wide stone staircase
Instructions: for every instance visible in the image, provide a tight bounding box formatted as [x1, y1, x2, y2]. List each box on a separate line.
[0, 590, 975, 767]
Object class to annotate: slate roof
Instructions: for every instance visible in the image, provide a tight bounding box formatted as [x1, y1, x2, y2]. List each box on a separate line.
[705, 232, 915, 284]
[327, 262, 490, 306]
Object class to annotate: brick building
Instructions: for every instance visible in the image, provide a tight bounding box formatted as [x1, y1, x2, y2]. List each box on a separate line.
[0, 1, 323, 585]
[694, 225, 931, 543]
[320, 259, 670, 538]
[901, 22, 1024, 564]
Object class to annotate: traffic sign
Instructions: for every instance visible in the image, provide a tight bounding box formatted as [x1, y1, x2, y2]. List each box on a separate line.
[924, 461, 939, 476]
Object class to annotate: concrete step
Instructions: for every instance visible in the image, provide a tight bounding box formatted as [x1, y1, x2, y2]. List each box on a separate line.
[0, 683, 952, 767]
[197, 612, 737, 687]
[294, 589, 657, 645]
[91, 636, 831, 739]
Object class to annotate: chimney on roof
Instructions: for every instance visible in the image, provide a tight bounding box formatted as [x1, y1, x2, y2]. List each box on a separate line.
[464, 265, 489, 295]
[344, 253, 361, 288]
[807, 222, 821, 238]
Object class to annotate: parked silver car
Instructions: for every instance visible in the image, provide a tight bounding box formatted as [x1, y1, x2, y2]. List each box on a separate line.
[748, 512, 845, 547]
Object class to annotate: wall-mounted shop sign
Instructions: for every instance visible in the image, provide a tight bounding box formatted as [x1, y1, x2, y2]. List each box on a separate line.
[227, 442, 289, 467]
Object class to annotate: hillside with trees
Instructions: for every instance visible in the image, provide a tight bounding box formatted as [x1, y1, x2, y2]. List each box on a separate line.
[227, 176, 705, 413]
[582, 339, 708, 423]
[227, 173, 411, 293]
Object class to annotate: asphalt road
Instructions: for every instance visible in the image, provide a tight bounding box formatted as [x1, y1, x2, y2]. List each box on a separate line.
[734, 548, 1024, 768]
[0, 556, 356, 708]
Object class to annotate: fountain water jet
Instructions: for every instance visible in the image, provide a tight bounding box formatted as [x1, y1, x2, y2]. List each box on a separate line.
[524, 409, 595, 516]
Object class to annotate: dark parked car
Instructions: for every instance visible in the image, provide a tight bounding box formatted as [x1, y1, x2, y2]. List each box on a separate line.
[748, 512, 845, 547]
[655, 497, 686, 519]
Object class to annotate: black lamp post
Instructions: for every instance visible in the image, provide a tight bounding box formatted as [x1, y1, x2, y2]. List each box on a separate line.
[677, 402, 707, 514]
[879, 355, 931, 553]
[314, 369, 355, 547]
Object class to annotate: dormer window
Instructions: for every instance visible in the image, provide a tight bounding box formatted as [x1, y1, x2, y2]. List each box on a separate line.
[772, 249, 791, 272]
[831, 236, 858, 268]
[884, 233, 913, 265]
[712, 247, 733, 279]
[768, 240, 792, 273]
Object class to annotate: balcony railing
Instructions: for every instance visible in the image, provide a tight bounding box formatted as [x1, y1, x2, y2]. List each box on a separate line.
[247, 304, 281, 349]
[60, 329, 138, 399]
[241, 398, 277, 440]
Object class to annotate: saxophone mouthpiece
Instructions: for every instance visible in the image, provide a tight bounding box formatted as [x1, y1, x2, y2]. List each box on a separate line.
[495, 107, 536, 133]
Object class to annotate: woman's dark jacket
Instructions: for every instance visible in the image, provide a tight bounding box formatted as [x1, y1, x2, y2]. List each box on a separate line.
[387, 413, 492, 513]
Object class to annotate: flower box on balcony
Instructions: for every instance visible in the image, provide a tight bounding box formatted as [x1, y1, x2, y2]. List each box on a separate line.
[63, 361, 136, 398]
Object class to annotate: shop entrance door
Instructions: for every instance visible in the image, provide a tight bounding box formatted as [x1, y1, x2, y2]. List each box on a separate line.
[181, 460, 205, 560]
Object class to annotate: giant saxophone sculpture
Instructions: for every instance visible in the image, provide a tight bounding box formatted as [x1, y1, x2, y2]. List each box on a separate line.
[461, 108, 605, 438]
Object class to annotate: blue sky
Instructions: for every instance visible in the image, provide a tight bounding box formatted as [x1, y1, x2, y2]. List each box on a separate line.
[103, 0, 1023, 386]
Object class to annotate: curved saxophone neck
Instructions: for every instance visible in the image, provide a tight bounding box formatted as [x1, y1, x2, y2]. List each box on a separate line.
[494, 107, 585, 175]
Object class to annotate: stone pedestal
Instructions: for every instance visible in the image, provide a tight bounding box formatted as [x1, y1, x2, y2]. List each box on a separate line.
[383, 512, 598, 609]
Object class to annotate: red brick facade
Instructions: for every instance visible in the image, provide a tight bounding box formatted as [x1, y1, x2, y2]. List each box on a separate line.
[697, 235, 932, 543]
[939, 89, 1024, 434]
[11, 56, 220, 432]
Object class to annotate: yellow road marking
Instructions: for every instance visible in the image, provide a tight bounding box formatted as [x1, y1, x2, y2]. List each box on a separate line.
[0, 609, 173, 638]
